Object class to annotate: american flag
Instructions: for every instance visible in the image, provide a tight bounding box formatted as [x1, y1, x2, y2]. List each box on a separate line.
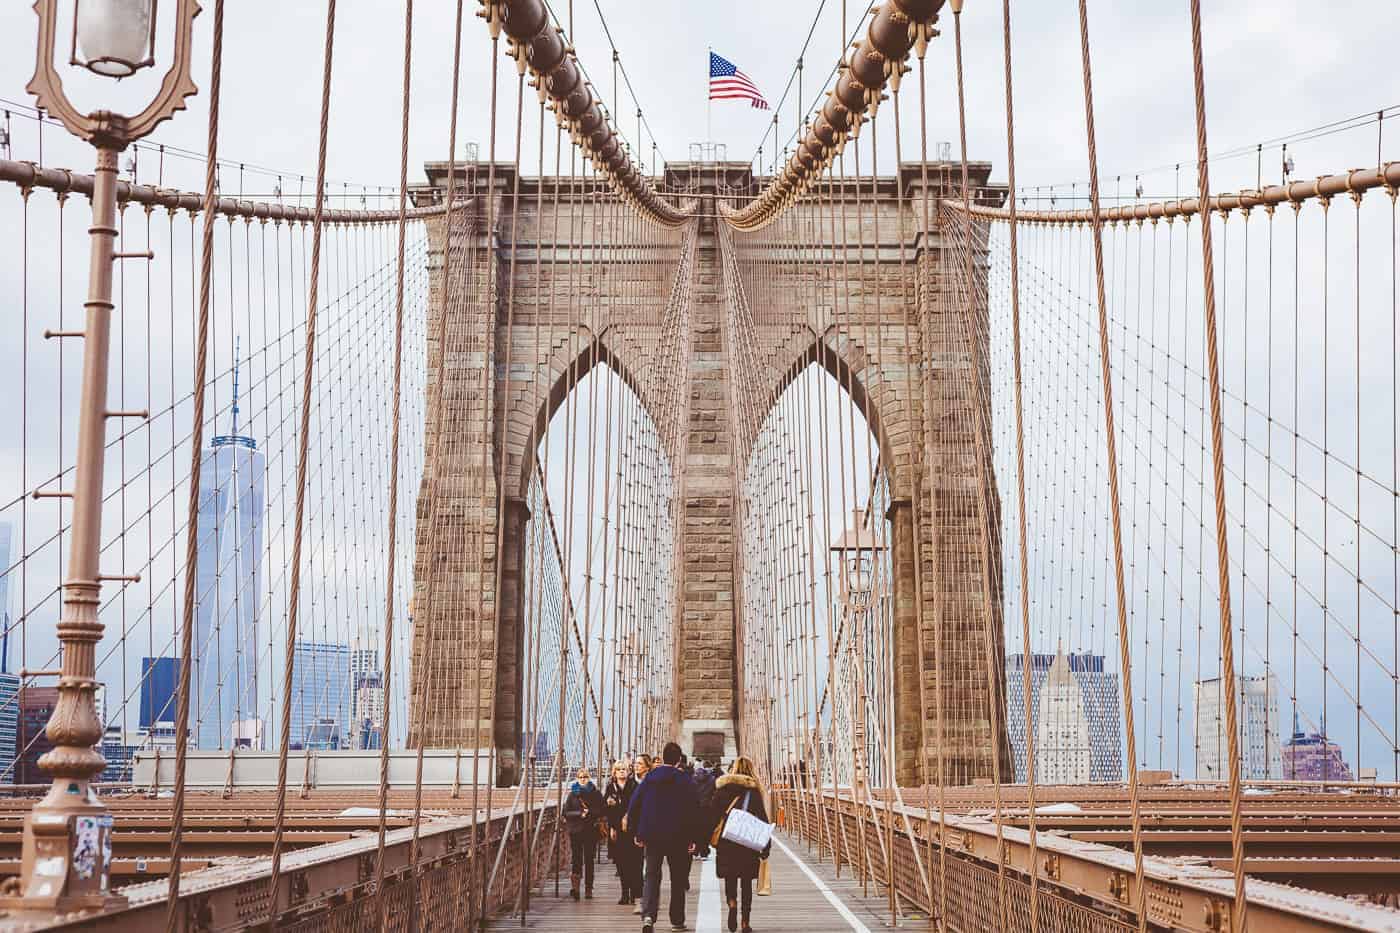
[709, 52, 770, 111]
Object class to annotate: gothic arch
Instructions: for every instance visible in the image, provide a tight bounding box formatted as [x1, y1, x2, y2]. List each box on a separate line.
[501, 322, 674, 504]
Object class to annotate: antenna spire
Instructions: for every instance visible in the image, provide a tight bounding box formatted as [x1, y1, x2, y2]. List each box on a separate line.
[231, 336, 242, 438]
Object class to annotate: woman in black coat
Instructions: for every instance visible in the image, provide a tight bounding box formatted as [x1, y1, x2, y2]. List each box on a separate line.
[708, 756, 771, 933]
[603, 759, 641, 905]
[563, 768, 605, 900]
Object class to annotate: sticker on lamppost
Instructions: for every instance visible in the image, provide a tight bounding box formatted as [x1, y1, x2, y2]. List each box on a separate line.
[101, 813, 114, 889]
[73, 817, 100, 880]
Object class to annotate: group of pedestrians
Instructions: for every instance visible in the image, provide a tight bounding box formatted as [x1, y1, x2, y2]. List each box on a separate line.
[564, 741, 771, 933]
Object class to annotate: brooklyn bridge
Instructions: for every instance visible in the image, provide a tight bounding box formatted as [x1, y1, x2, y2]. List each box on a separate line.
[0, 0, 1396, 930]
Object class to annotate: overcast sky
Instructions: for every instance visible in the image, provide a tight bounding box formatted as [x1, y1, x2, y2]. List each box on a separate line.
[1, 1, 1394, 197]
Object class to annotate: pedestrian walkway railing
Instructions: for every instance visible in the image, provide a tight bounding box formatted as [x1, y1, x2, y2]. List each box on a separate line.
[777, 789, 1400, 933]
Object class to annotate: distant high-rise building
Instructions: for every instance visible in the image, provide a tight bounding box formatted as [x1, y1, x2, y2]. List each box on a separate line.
[139, 656, 181, 729]
[290, 641, 351, 750]
[0, 672, 18, 781]
[350, 645, 384, 750]
[1006, 650, 1122, 784]
[1034, 646, 1093, 784]
[100, 724, 137, 783]
[141, 721, 184, 752]
[303, 718, 343, 751]
[194, 349, 266, 750]
[1194, 673, 1282, 780]
[17, 686, 58, 785]
[1282, 713, 1353, 781]
[353, 673, 385, 750]
[351, 645, 379, 684]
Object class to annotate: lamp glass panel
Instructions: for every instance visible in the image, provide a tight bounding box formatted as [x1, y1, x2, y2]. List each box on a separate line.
[76, 0, 154, 77]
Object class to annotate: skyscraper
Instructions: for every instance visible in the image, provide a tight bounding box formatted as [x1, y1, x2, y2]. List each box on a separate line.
[1034, 647, 1094, 784]
[0, 672, 18, 782]
[1282, 712, 1353, 781]
[1006, 649, 1122, 784]
[289, 641, 351, 750]
[350, 645, 385, 750]
[353, 675, 385, 750]
[1194, 673, 1282, 781]
[194, 350, 266, 750]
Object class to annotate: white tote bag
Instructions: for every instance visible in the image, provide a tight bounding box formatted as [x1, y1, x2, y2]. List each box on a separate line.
[721, 791, 774, 853]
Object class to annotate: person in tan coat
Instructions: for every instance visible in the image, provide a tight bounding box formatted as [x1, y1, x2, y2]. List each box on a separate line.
[706, 757, 771, 933]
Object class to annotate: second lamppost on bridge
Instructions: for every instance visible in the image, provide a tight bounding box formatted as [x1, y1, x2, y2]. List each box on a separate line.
[830, 511, 883, 794]
[4, 0, 201, 914]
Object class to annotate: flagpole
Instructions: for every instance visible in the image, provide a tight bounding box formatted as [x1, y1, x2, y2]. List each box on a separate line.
[706, 46, 712, 149]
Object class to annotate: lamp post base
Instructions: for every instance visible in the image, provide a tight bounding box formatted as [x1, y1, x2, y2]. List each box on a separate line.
[0, 782, 127, 914]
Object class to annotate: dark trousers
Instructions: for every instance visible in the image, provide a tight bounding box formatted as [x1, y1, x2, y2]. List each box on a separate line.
[641, 843, 691, 925]
[724, 876, 753, 918]
[570, 834, 596, 889]
[616, 845, 643, 895]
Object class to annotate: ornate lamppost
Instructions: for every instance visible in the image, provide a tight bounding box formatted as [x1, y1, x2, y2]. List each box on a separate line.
[3, 0, 201, 913]
[830, 510, 883, 794]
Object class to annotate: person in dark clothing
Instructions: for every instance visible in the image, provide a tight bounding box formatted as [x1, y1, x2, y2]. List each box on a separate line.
[707, 756, 771, 933]
[563, 767, 605, 900]
[693, 761, 718, 810]
[627, 741, 705, 933]
[604, 759, 642, 906]
[691, 761, 718, 868]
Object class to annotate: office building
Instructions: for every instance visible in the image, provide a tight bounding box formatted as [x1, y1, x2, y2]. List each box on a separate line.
[351, 644, 379, 684]
[0, 672, 18, 782]
[141, 721, 184, 752]
[139, 656, 180, 729]
[303, 718, 343, 751]
[1282, 713, 1353, 781]
[194, 353, 267, 750]
[289, 641, 351, 750]
[17, 686, 58, 785]
[1034, 647, 1094, 784]
[350, 645, 384, 750]
[100, 725, 138, 783]
[353, 673, 385, 750]
[1006, 649, 1122, 784]
[1194, 673, 1282, 780]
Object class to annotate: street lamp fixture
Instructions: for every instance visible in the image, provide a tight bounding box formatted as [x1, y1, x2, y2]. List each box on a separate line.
[4, 0, 201, 917]
[829, 510, 885, 791]
[29, 0, 200, 148]
[829, 509, 883, 611]
[74, 0, 158, 77]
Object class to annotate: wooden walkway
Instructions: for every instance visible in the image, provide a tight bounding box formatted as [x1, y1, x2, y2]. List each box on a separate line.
[491, 832, 921, 931]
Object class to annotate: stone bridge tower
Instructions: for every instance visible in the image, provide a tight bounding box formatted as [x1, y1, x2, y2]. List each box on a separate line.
[407, 158, 1011, 788]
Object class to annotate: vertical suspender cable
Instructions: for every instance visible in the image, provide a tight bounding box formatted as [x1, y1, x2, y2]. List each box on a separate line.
[373, 0, 414, 927]
[167, 2, 225, 927]
[999, 0, 1042, 928]
[1072, 1, 1149, 928]
[269, 0, 338, 910]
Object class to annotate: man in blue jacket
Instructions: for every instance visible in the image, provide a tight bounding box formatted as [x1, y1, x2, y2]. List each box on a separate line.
[627, 741, 704, 933]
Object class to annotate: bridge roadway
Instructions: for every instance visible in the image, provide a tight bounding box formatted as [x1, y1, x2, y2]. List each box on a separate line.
[496, 832, 895, 932]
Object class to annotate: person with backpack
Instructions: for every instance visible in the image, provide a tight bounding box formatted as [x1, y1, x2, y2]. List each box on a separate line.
[563, 767, 605, 900]
[707, 756, 771, 933]
[627, 741, 706, 933]
[693, 759, 718, 810]
[691, 761, 718, 863]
